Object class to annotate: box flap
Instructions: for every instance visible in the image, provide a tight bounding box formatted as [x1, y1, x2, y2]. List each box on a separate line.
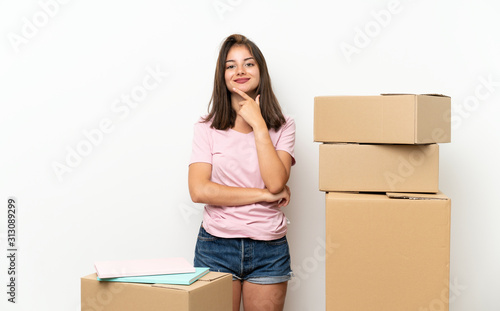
[151, 272, 230, 291]
[380, 93, 450, 98]
[196, 271, 229, 282]
[380, 93, 415, 96]
[151, 283, 194, 291]
[82, 273, 156, 288]
[386, 191, 449, 200]
[421, 93, 450, 97]
[82, 273, 98, 280]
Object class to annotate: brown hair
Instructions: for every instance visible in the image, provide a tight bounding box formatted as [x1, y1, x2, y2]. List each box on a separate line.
[204, 34, 286, 131]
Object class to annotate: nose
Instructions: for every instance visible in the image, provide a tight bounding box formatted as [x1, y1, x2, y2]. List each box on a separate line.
[237, 65, 245, 75]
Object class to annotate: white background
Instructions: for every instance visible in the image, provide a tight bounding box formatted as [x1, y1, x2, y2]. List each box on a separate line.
[1, 0, 499, 310]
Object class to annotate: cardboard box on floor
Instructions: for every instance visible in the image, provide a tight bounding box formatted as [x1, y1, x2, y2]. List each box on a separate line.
[325, 191, 451, 311]
[319, 143, 439, 193]
[81, 271, 232, 311]
[314, 94, 451, 144]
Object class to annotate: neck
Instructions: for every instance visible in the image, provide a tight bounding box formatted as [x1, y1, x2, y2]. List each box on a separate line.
[232, 115, 253, 133]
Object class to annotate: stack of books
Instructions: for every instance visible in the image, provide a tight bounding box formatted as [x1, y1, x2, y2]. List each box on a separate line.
[94, 257, 209, 285]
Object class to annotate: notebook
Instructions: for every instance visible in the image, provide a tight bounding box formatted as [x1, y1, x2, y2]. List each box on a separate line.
[94, 257, 195, 279]
[97, 267, 210, 285]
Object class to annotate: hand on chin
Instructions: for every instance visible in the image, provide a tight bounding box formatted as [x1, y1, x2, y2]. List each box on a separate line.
[232, 84, 255, 98]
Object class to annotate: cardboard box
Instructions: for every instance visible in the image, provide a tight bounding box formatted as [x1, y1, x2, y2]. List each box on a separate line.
[314, 94, 451, 144]
[319, 143, 439, 193]
[81, 271, 232, 311]
[325, 191, 451, 311]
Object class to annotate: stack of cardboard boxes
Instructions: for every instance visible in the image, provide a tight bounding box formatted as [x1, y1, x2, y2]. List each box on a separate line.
[314, 94, 452, 311]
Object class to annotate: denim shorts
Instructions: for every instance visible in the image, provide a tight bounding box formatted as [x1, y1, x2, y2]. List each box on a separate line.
[194, 225, 292, 284]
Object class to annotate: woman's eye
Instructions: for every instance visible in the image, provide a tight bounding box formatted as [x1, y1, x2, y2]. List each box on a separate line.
[245, 63, 255, 67]
[226, 65, 235, 69]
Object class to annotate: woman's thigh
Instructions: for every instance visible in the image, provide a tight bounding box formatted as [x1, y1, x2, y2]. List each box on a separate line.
[242, 281, 288, 311]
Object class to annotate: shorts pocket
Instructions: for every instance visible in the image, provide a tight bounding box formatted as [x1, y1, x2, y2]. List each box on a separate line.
[264, 235, 287, 246]
[197, 226, 220, 242]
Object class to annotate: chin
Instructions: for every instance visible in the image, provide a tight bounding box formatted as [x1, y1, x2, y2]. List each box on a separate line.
[229, 83, 257, 96]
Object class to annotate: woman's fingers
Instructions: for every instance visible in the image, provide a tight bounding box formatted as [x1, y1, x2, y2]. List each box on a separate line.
[277, 186, 290, 208]
[232, 89, 263, 128]
[232, 87, 252, 100]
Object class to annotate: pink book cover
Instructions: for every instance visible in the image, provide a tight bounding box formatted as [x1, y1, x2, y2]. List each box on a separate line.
[94, 257, 195, 279]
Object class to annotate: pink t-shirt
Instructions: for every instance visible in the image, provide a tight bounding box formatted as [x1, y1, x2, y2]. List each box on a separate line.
[189, 115, 296, 241]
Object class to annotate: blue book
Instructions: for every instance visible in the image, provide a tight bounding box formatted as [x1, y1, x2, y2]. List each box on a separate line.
[97, 267, 210, 285]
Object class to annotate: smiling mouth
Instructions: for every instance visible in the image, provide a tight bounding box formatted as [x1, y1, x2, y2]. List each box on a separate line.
[234, 78, 250, 84]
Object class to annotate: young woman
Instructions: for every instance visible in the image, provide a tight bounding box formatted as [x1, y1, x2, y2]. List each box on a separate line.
[188, 34, 295, 311]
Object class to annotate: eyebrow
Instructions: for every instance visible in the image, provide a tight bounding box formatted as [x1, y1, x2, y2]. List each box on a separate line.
[225, 57, 255, 63]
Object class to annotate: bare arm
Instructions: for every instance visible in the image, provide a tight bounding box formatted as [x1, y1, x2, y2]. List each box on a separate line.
[253, 127, 292, 194]
[188, 162, 290, 207]
[233, 88, 292, 193]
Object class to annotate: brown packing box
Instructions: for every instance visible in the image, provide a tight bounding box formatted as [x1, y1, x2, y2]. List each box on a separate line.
[81, 271, 232, 311]
[314, 94, 451, 144]
[319, 143, 439, 193]
[325, 192, 451, 311]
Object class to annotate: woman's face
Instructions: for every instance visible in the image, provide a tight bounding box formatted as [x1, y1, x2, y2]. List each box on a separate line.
[224, 45, 260, 97]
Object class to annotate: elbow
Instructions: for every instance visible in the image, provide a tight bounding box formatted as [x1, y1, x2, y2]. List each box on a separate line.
[189, 182, 214, 204]
[189, 187, 204, 204]
[266, 175, 288, 194]
[267, 183, 285, 195]
[190, 193, 201, 204]
[265, 172, 289, 194]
